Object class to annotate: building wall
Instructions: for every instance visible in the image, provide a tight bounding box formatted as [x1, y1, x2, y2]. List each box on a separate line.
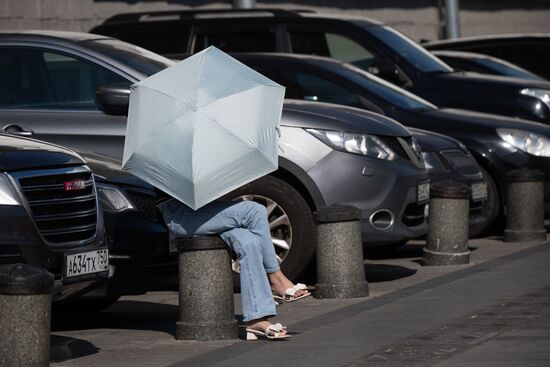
[0, 0, 549, 41]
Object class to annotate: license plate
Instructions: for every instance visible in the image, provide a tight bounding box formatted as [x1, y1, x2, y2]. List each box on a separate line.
[417, 182, 430, 203]
[64, 248, 109, 280]
[471, 181, 488, 201]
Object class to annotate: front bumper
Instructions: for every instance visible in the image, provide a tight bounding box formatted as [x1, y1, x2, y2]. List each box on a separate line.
[307, 150, 430, 246]
[0, 205, 107, 301]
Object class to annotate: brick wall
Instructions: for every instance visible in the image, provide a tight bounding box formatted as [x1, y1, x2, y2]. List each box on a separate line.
[0, 0, 549, 41]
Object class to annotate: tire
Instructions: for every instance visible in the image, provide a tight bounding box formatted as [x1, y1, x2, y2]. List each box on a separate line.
[470, 166, 501, 237]
[228, 175, 317, 284]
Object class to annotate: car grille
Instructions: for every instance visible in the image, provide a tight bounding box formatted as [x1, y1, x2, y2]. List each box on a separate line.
[442, 150, 480, 175]
[17, 168, 98, 245]
[125, 190, 161, 222]
[378, 136, 410, 161]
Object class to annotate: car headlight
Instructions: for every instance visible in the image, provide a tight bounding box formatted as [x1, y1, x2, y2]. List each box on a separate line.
[520, 88, 550, 118]
[306, 128, 396, 160]
[520, 88, 550, 108]
[96, 183, 135, 212]
[421, 152, 446, 172]
[496, 128, 550, 157]
[0, 174, 21, 206]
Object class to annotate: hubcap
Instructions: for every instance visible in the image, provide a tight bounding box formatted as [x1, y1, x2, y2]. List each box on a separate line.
[232, 194, 293, 272]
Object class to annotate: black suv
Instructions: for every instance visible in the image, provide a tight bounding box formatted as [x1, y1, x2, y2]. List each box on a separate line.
[91, 9, 550, 124]
[0, 133, 108, 300]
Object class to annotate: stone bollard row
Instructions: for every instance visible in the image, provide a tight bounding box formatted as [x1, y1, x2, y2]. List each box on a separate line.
[504, 169, 547, 242]
[423, 181, 471, 266]
[314, 205, 369, 299]
[0, 263, 54, 367]
[175, 236, 238, 341]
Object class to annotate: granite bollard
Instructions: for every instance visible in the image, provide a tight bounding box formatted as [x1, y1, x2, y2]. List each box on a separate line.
[423, 181, 471, 266]
[314, 205, 369, 299]
[504, 169, 547, 242]
[0, 263, 54, 367]
[175, 236, 238, 341]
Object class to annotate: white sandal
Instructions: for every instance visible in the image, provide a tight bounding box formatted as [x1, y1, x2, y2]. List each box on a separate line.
[246, 323, 290, 340]
[273, 283, 311, 303]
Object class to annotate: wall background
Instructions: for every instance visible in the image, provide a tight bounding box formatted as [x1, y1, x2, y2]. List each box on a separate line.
[1, 0, 550, 41]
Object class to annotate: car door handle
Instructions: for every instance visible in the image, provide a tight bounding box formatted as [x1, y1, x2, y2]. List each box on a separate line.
[3, 124, 35, 137]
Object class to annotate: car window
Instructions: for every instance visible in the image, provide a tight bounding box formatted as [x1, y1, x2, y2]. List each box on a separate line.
[283, 70, 362, 107]
[0, 47, 127, 110]
[289, 30, 402, 82]
[105, 24, 190, 56]
[364, 25, 453, 74]
[193, 31, 276, 53]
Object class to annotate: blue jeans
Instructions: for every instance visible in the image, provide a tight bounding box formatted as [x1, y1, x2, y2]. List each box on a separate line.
[158, 199, 280, 322]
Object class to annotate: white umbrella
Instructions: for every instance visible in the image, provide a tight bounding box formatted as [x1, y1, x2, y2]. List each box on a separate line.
[122, 46, 285, 210]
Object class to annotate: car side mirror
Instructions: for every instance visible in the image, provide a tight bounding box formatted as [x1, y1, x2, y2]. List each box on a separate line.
[367, 61, 404, 85]
[96, 83, 131, 116]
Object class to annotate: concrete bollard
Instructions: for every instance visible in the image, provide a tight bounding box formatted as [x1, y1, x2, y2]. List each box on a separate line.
[175, 236, 238, 341]
[0, 263, 54, 367]
[504, 169, 547, 242]
[314, 205, 369, 299]
[424, 181, 471, 266]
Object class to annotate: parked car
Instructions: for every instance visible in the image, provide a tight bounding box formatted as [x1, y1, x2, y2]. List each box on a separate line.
[0, 132, 108, 301]
[431, 50, 544, 81]
[90, 9, 550, 124]
[423, 34, 550, 80]
[0, 30, 429, 282]
[232, 53, 550, 233]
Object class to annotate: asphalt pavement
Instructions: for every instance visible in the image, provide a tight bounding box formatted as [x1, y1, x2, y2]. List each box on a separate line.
[50, 235, 550, 367]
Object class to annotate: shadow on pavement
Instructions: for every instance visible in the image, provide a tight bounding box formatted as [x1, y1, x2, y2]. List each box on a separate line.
[52, 300, 178, 336]
[366, 243, 424, 260]
[365, 264, 417, 282]
[50, 335, 99, 363]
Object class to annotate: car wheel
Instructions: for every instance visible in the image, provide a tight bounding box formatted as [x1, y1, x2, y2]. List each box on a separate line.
[229, 175, 317, 285]
[470, 166, 501, 237]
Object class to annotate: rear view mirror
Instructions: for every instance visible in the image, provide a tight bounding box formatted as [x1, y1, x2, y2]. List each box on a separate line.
[96, 83, 131, 116]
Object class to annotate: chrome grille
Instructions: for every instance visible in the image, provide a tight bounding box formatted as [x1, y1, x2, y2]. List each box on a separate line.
[16, 167, 98, 245]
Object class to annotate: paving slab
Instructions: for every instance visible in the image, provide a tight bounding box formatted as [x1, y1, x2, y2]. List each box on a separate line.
[49, 236, 550, 367]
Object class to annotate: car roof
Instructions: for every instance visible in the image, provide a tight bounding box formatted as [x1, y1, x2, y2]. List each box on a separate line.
[0, 30, 112, 44]
[98, 8, 383, 26]
[424, 33, 550, 47]
[431, 50, 501, 61]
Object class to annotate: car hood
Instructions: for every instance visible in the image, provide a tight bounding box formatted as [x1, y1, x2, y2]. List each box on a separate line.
[438, 71, 550, 90]
[282, 100, 411, 137]
[80, 152, 154, 188]
[409, 128, 464, 152]
[0, 133, 84, 171]
[421, 108, 550, 136]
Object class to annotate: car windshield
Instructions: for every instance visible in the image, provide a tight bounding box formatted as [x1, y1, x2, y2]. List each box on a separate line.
[477, 58, 544, 81]
[361, 24, 453, 74]
[84, 38, 175, 76]
[337, 62, 437, 111]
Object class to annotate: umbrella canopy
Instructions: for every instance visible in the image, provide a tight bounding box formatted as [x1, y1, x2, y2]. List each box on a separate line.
[122, 46, 285, 210]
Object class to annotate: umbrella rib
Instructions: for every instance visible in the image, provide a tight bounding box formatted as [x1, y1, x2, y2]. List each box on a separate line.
[198, 84, 281, 111]
[196, 110, 278, 168]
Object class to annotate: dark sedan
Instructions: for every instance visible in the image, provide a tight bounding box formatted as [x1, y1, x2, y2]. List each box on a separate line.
[234, 53, 550, 233]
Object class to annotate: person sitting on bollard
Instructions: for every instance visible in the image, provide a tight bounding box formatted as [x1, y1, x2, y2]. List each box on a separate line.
[159, 198, 310, 340]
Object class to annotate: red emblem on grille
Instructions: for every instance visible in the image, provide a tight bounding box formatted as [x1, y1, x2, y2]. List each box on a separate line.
[64, 179, 86, 191]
